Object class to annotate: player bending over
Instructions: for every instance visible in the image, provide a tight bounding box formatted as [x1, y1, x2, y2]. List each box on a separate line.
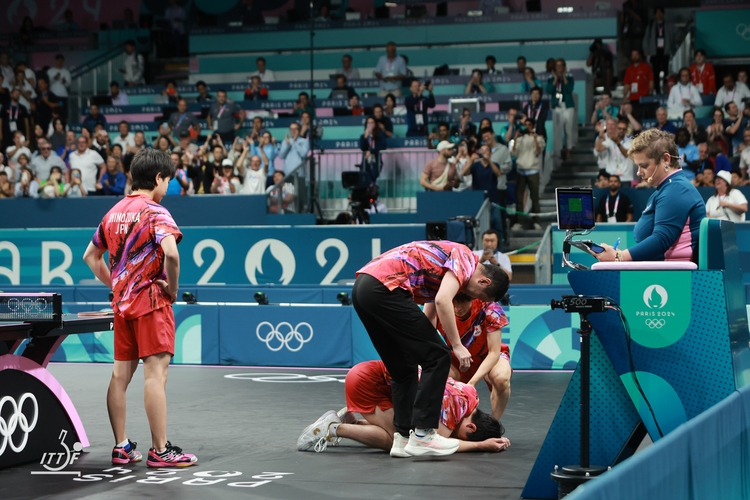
[297, 360, 511, 455]
[83, 149, 197, 468]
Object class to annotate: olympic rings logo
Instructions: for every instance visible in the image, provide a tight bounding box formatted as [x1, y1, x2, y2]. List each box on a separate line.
[645, 319, 666, 329]
[256, 322, 314, 352]
[0, 393, 39, 456]
[737, 24, 750, 41]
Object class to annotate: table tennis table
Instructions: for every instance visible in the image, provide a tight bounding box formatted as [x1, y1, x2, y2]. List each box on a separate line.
[0, 293, 114, 470]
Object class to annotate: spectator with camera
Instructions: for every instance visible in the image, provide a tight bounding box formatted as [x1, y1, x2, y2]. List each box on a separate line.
[546, 58, 576, 161]
[375, 42, 406, 97]
[371, 104, 393, 138]
[62, 168, 86, 197]
[595, 118, 635, 183]
[405, 80, 435, 137]
[31, 139, 65, 181]
[6, 130, 32, 177]
[643, 8, 674, 94]
[250, 57, 275, 82]
[247, 116, 267, 144]
[591, 91, 619, 126]
[421, 141, 458, 191]
[667, 68, 703, 118]
[279, 122, 310, 176]
[360, 116, 387, 183]
[15, 161, 38, 198]
[690, 49, 716, 95]
[511, 117, 545, 230]
[465, 70, 488, 95]
[245, 76, 268, 101]
[38, 166, 66, 198]
[97, 156, 127, 195]
[207, 90, 245, 143]
[2, 89, 31, 151]
[453, 140, 473, 192]
[427, 123, 451, 150]
[168, 98, 200, 140]
[715, 74, 750, 114]
[451, 108, 477, 140]
[474, 229, 512, 279]
[463, 143, 502, 206]
[587, 39, 614, 92]
[330, 75, 356, 99]
[337, 54, 360, 81]
[623, 49, 653, 119]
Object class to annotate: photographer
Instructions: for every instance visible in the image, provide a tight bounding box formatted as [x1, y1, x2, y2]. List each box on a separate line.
[14, 163, 38, 198]
[510, 118, 545, 230]
[451, 108, 477, 140]
[62, 168, 86, 197]
[360, 117, 387, 183]
[465, 70, 488, 95]
[405, 80, 435, 137]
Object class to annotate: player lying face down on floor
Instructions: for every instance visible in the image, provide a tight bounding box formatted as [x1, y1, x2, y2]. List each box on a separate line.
[297, 360, 511, 454]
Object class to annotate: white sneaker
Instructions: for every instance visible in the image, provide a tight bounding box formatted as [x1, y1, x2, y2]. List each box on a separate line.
[390, 432, 411, 458]
[296, 410, 340, 452]
[511, 223, 524, 231]
[533, 223, 543, 230]
[404, 429, 459, 457]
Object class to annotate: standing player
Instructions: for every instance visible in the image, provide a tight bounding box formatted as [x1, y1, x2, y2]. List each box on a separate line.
[83, 149, 197, 467]
[434, 293, 511, 421]
[352, 240, 509, 457]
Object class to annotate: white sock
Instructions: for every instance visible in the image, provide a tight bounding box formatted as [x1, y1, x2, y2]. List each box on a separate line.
[329, 423, 340, 437]
[414, 428, 430, 437]
[116, 439, 129, 448]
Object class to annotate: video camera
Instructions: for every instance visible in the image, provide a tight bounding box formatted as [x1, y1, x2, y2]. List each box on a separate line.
[342, 170, 376, 224]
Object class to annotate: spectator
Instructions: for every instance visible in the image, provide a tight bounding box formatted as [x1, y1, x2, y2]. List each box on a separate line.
[485, 55, 499, 75]
[91, 129, 112, 161]
[237, 149, 266, 195]
[68, 135, 105, 195]
[723, 102, 748, 156]
[348, 94, 364, 116]
[715, 74, 750, 114]
[384, 93, 402, 116]
[121, 40, 145, 86]
[705, 170, 747, 221]
[109, 81, 129, 106]
[250, 57, 275, 82]
[619, 0, 647, 64]
[153, 135, 172, 153]
[31, 123, 46, 153]
[111, 143, 124, 161]
[16, 61, 35, 90]
[740, 129, 750, 177]
[596, 175, 634, 222]
[595, 118, 635, 182]
[516, 56, 527, 74]
[521, 67, 541, 93]
[465, 70, 487, 94]
[82, 104, 107, 133]
[241, 0, 264, 26]
[278, 122, 310, 176]
[428, 123, 451, 150]
[675, 127, 700, 177]
[113, 121, 135, 150]
[511, 117, 545, 230]
[653, 107, 676, 134]
[31, 139, 65, 181]
[595, 171, 610, 188]
[371, 104, 393, 138]
[699, 165, 715, 187]
[474, 229, 512, 279]
[247, 116, 266, 143]
[211, 159, 238, 194]
[207, 90, 245, 143]
[453, 140, 472, 191]
[623, 49, 653, 119]
[667, 67, 702, 118]
[38, 166, 66, 198]
[267, 170, 295, 213]
[293, 92, 314, 117]
[162, 80, 180, 104]
[256, 130, 278, 182]
[0, 170, 12, 198]
[14, 162, 38, 198]
[375, 42, 406, 97]
[0, 53, 13, 83]
[587, 38, 614, 92]
[97, 156, 127, 195]
[401, 55, 415, 78]
[709, 141, 732, 173]
[483, 127, 512, 239]
[299, 111, 313, 140]
[421, 141, 458, 191]
[544, 58, 556, 74]
[643, 8, 674, 94]
[522, 86, 549, 139]
[12, 68, 36, 112]
[338, 55, 360, 81]
[168, 98, 200, 140]
[194, 143, 225, 194]
[168, 151, 193, 195]
[463, 142, 504, 207]
[591, 91, 619, 125]
[360, 116, 387, 182]
[164, 0, 187, 57]
[58, 130, 76, 167]
[244, 75, 268, 101]
[738, 70, 749, 91]
[546, 58, 576, 161]
[62, 168, 86, 197]
[31, 77, 58, 135]
[707, 108, 730, 155]
[405, 80, 435, 137]
[5, 130, 32, 175]
[196, 81, 213, 102]
[329, 75, 356, 99]
[731, 168, 749, 187]
[0, 74, 9, 109]
[690, 49, 716, 95]
[47, 54, 71, 113]
[48, 118, 67, 151]
[60, 9, 79, 31]
[451, 108, 477, 139]
[683, 110, 707, 145]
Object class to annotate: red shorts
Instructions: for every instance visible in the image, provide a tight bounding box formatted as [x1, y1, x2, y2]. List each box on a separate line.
[345, 360, 393, 415]
[452, 343, 511, 387]
[114, 306, 175, 361]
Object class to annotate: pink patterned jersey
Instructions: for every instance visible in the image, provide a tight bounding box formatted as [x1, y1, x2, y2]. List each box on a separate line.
[91, 194, 183, 319]
[440, 377, 480, 431]
[357, 241, 478, 304]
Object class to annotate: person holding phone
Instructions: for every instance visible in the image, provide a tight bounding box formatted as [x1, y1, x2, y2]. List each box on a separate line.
[63, 168, 87, 197]
[360, 117, 387, 183]
[405, 80, 435, 137]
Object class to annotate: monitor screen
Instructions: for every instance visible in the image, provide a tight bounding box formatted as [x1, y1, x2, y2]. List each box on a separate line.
[556, 188, 595, 230]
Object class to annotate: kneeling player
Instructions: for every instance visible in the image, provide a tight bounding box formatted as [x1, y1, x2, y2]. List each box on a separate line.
[297, 360, 510, 456]
[432, 293, 511, 420]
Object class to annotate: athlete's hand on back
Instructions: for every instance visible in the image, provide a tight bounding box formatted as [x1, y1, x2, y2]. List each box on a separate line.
[453, 345, 472, 372]
[155, 280, 176, 303]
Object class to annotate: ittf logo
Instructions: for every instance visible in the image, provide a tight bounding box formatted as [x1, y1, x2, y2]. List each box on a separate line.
[643, 285, 668, 309]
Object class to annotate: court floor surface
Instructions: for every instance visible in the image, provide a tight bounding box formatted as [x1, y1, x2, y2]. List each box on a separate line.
[0, 364, 572, 500]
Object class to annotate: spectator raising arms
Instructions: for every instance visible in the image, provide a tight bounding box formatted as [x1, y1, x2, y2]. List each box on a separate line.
[465, 70, 487, 95]
[405, 80, 435, 137]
